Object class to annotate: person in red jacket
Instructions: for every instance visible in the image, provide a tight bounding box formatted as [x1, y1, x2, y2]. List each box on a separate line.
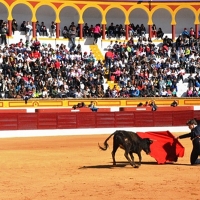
[105, 49, 114, 80]
[31, 49, 41, 59]
[54, 59, 61, 70]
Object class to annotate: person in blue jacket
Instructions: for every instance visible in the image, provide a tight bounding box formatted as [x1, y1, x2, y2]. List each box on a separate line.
[177, 119, 200, 165]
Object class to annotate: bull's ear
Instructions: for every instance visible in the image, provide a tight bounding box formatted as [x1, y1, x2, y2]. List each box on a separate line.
[150, 140, 153, 144]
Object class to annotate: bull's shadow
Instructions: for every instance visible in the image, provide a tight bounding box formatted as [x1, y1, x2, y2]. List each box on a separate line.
[79, 161, 158, 169]
[117, 161, 158, 165]
[79, 163, 127, 169]
[79, 161, 191, 169]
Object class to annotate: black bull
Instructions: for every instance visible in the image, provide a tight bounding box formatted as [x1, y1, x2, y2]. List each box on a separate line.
[98, 130, 153, 168]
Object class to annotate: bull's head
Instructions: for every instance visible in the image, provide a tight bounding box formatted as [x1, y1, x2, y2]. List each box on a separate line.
[142, 138, 153, 155]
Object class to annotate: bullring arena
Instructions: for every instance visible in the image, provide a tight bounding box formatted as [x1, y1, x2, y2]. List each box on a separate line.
[0, 127, 199, 200]
[0, 0, 200, 199]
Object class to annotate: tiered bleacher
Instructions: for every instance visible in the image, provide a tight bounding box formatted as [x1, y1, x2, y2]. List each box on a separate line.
[0, 19, 200, 100]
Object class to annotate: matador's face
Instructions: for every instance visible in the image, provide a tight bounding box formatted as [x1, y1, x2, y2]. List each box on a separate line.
[188, 124, 195, 130]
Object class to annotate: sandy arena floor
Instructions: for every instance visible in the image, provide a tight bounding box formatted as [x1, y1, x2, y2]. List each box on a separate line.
[0, 133, 199, 200]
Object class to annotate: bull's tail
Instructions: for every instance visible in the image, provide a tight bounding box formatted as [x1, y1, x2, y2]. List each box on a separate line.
[98, 132, 115, 151]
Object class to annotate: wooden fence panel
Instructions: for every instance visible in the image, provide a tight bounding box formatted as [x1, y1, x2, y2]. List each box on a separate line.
[57, 113, 77, 129]
[76, 113, 96, 128]
[114, 112, 135, 127]
[172, 111, 194, 126]
[18, 113, 38, 130]
[96, 113, 115, 128]
[0, 113, 18, 130]
[134, 112, 154, 127]
[37, 113, 57, 129]
[153, 112, 173, 126]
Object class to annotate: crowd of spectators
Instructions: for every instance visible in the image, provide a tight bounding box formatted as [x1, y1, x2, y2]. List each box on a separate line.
[0, 19, 200, 100]
[105, 27, 200, 98]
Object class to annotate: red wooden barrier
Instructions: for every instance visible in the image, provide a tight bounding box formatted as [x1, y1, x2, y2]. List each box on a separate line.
[172, 111, 194, 126]
[154, 111, 173, 126]
[114, 112, 135, 127]
[0, 110, 199, 130]
[18, 113, 38, 130]
[58, 113, 77, 129]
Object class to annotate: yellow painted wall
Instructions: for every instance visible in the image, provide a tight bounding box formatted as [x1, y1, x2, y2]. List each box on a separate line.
[2, 0, 200, 26]
[0, 98, 199, 108]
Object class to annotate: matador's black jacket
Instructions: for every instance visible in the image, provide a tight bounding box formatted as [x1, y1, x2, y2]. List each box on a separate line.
[179, 124, 200, 140]
[179, 124, 200, 165]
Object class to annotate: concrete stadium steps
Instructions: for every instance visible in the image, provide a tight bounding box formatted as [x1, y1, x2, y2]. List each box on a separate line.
[176, 73, 197, 97]
[89, 45, 104, 61]
[89, 44, 121, 92]
[176, 82, 188, 97]
[106, 80, 120, 90]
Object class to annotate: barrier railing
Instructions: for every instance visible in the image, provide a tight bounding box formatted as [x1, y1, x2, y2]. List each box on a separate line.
[0, 110, 199, 131]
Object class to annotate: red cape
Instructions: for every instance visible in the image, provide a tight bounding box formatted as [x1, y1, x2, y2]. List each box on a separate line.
[137, 131, 185, 164]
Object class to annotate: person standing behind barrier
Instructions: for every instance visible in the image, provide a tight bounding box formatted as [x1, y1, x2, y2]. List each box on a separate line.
[88, 101, 98, 112]
[177, 119, 200, 165]
[1, 22, 8, 45]
[93, 24, 101, 45]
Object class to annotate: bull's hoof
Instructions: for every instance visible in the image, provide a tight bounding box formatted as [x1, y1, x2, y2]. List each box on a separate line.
[133, 165, 139, 168]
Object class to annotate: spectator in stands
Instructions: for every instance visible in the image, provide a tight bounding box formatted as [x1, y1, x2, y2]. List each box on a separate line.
[69, 26, 77, 51]
[105, 48, 114, 72]
[163, 35, 173, 47]
[152, 24, 157, 38]
[88, 25, 94, 37]
[25, 21, 32, 40]
[140, 24, 146, 37]
[96, 84, 104, 98]
[129, 85, 140, 97]
[157, 28, 164, 39]
[182, 28, 190, 38]
[189, 27, 195, 38]
[83, 23, 89, 37]
[93, 24, 101, 44]
[20, 21, 26, 32]
[12, 19, 18, 35]
[51, 21, 56, 37]
[195, 72, 200, 88]
[187, 72, 195, 88]
[40, 22, 48, 36]
[107, 23, 115, 38]
[62, 26, 69, 38]
[1, 22, 8, 45]
[35, 21, 41, 36]
[187, 86, 193, 97]
[88, 101, 98, 112]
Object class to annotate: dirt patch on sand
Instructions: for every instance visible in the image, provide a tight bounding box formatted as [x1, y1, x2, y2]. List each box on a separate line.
[0, 133, 199, 200]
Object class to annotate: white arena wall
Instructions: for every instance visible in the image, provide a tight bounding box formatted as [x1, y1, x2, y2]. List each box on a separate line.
[0, 126, 188, 138]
